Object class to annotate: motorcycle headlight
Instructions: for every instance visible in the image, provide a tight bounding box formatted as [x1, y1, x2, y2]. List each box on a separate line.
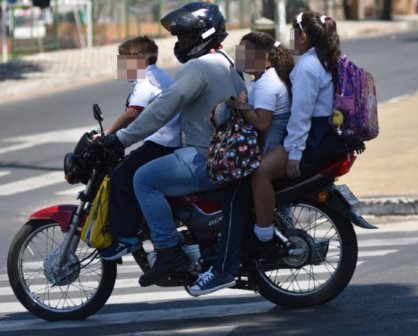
[64, 152, 89, 185]
[64, 131, 99, 185]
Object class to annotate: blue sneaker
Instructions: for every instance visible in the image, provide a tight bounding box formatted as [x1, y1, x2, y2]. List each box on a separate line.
[100, 239, 141, 260]
[189, 267, 235, 296]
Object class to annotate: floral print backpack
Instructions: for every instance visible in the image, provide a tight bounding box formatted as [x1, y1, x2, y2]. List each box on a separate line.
[207, 109, 261, 184]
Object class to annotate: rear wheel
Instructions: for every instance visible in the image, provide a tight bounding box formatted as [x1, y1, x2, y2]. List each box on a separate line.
[7, 220, 117, 320]
[252, 200, 358, 307]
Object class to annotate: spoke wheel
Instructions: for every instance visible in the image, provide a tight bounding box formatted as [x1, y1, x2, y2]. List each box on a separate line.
[7, 220, 116, 320]
[252, 200, 358, 308]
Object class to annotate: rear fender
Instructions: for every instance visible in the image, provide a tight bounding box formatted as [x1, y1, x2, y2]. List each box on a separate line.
[29, 204, 78, 232]
[303, 186, 377, 229]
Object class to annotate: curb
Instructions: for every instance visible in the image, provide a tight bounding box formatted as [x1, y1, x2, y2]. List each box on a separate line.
[358, 197, 418, 216]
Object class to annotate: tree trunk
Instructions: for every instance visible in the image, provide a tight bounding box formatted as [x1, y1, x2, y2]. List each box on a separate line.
[262, 0, 276, 21]
[343, 0, 352, 20]
[381, 0, 393, 20]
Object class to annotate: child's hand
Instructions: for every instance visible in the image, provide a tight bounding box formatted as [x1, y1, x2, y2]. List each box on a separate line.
[287, 160, 301, 179]
[238, 90, 247, 103]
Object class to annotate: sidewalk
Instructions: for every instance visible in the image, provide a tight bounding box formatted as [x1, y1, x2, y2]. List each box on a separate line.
[1, 19, 418, 216]
[339, 92, 418, 215]
[1, 19, 417, 103]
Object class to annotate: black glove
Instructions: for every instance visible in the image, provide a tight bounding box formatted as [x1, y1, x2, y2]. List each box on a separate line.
[98, 134, 125, 162]
[102, 133, 125, 149]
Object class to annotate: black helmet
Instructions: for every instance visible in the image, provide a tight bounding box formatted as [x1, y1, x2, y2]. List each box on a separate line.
[161, 2, 228, 63]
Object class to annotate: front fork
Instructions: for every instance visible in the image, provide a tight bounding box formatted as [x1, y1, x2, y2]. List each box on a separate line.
[54, 170, 97, 272]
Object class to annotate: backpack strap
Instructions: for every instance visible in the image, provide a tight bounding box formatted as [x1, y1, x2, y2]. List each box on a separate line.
[216, 50, 244, 80]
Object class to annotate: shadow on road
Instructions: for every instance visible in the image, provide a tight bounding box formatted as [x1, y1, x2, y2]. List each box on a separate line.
[0, 60, 44, 81]
[0, 161, 61, 172]
[0, 283, 417, 335]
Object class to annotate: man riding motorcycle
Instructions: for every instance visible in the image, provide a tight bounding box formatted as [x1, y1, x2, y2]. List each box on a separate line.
[103, 2, 246, 287]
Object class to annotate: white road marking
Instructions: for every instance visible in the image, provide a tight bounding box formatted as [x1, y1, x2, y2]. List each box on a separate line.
[110, 326, 237, 336]
[0, 170, 11, 178]
[0, 126, 95, 155]
[0, 300, 274, 332]
[355, 222, 418, 234]
[359, 237, 418, 247]
[0, 287, 257, 314]
[56, 186, 84, 196]
[0, 171, 65, 196]
[358, 249, 398, 257]
[0, 260, 367, 300]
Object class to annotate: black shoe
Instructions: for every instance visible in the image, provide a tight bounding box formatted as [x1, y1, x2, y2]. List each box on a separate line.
[139, 244, 190, 287]
[245, 233, 287, 257]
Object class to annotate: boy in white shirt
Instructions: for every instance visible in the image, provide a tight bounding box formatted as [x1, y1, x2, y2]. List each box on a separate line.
[100, 36, 181, 260]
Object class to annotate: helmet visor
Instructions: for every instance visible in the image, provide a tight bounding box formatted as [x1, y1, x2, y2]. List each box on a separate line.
[161, 7, 206, 35]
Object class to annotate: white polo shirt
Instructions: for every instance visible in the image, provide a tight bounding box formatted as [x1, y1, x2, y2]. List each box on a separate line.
[247, 67, 290, 153]
[128, 64, 182, 148]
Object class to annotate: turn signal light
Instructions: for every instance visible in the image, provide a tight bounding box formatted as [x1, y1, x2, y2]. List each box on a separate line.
[318, 191, 329, 203]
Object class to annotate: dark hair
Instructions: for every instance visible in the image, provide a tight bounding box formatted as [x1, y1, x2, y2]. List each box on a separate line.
[292, 11, 341, 86]
[240, 31, 294, 95]
[118, 36, 158, 65]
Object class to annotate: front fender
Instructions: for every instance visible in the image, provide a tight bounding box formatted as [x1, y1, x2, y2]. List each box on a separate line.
[29, 204, 78, 232]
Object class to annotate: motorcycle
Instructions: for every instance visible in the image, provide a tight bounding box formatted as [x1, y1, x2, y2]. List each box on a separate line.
[7, 104, 376, 321]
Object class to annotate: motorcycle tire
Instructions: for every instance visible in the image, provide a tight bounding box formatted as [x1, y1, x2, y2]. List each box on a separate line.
[251, 200, 358, 308]
[7, 220, 117, 321]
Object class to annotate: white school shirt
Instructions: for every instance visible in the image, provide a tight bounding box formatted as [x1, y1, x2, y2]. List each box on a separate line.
[117, 52, 246, 157]
[247, 67, 290, 153]
[128, 64, 182, 148]
[284, 48, 334, 160]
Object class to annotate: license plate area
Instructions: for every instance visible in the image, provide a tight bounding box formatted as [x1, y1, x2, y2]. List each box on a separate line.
[335, 184, 359, 206]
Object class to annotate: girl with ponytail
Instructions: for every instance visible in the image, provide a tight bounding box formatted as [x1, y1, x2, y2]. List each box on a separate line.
[250, 12, 347, 244]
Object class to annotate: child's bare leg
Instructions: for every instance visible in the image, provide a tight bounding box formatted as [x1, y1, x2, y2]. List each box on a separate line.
[251, 145, 288, 240]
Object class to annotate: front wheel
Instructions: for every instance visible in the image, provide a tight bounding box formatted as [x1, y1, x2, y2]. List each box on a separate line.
[7, 220, 117, 320]
[251, 200, 358, 308]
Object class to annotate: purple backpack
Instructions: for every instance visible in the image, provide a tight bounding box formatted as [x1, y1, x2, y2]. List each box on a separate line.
[332, 55, 379, 144]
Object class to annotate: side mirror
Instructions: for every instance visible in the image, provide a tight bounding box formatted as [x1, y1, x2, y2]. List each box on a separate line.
[93, 104, 105, 136]
[93, 104, 104, 122]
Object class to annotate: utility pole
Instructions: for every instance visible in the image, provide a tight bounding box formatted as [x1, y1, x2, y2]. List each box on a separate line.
[276, 0, 286, 42]
[86, 0, 93, 48]
[326, 0, 334, 16]
[1, 0, 8, 63]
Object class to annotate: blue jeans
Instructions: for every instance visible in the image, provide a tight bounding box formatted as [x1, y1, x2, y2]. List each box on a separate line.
[133, 147, 220, 249]
[109, 141, 177, 237]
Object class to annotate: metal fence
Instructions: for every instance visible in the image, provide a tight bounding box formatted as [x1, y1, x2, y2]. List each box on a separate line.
[2, 0, 340, 59]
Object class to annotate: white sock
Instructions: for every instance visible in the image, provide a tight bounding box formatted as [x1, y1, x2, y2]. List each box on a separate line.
[254, 224, 274, 242]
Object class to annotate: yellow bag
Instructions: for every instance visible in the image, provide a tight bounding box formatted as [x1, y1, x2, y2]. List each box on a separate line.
[81, 175, 113, 249]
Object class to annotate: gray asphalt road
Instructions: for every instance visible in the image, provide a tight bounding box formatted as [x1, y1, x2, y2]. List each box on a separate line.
[341, 30, 418, 102]
[1, 219, 417, 335]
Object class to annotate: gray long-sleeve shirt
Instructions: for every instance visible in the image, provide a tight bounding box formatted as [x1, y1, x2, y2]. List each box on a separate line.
[116, 52, 246, 157]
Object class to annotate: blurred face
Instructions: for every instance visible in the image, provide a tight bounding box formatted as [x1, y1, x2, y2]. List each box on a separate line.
[290, 13, 310, 56]
[290, 27, 310, 56]
[290, 28, 302, 54]
[116, 55, 148, 80]
[234, 39, 266, 75]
